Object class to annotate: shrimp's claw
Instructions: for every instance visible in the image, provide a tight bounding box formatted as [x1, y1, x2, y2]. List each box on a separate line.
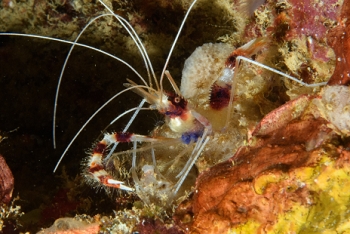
[93, 173, 134, 191]
[86, 132, 180, 192]
[105, 178, 134, 191]
[88, 166, 135, 191]
[225, 37, 270, 68]
[211, 37, 271, 111]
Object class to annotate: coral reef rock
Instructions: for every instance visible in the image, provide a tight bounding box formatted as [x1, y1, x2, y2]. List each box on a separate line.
[37, 217, 100, 234]
[0, 155, 14, 205]
[175, 108, 350, 233]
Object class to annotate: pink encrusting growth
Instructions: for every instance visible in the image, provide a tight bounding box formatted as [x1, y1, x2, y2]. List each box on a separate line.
[288, 0, 340, 41]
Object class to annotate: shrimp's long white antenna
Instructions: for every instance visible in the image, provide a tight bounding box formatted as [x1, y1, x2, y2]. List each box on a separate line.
[52, 11, 158, 149]
[236, 56, 328, 87]
[98, 0, 158, 90]
[223, 55, 328, 129]
[159, 0, 199, 95]
[53, 14, 113, 149]
[53, 85, 150, 173]
[0, 33, 146, 82]
[0, 32, 151, 159]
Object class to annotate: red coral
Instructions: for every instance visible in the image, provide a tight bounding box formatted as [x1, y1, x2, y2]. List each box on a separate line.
[0, 154, 14, 205]
[174, 115, 336, 233]
[136, 218, 184, 234]
[288, 0, 340, 40]
[327, 0, 350, 85]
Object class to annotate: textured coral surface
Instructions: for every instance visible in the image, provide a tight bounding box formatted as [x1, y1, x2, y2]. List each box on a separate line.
[175, 113, 350, 233]
[327, 0, 350, 85]
[38, 217, 100, 234]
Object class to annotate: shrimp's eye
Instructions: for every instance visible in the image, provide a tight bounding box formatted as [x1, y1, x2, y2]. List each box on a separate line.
[166, 92, 188, 114]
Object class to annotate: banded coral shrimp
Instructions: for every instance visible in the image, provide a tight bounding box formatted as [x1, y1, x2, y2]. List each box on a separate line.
[0, 0, 247, 229]
[0, 0, 337, 231]
[48, 0, 332, 208]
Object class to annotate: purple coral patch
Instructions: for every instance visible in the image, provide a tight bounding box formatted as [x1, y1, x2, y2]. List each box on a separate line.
[288, 0, 340, 40]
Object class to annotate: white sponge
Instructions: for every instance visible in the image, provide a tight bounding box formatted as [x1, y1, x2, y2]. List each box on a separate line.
[320, 86, 350, 135]
[180, 43, 234, 104]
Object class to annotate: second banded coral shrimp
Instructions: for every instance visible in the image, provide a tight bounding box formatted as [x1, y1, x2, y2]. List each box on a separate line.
[0, 0, 332, 213]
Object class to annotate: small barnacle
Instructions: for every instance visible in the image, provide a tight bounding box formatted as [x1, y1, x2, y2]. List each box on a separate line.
[326, 103, 333, 111]
[343, 105, 350, 113]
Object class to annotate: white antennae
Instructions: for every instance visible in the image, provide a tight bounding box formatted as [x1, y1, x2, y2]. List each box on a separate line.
[0, 32, 151, 153]
[53, 14, 112, 149]
[236, 56, 328, 87]
[0, 33, 147, 84]
[53, 86, 150, 172]
[52, 11, 161, 149]
[159, 0, 199, 95]
[223, 55, 328, 130]
[98, 0, 158, 90]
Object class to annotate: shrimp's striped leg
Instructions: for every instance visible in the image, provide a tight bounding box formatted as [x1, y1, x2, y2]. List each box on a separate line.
[87, 132, 164, 191]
